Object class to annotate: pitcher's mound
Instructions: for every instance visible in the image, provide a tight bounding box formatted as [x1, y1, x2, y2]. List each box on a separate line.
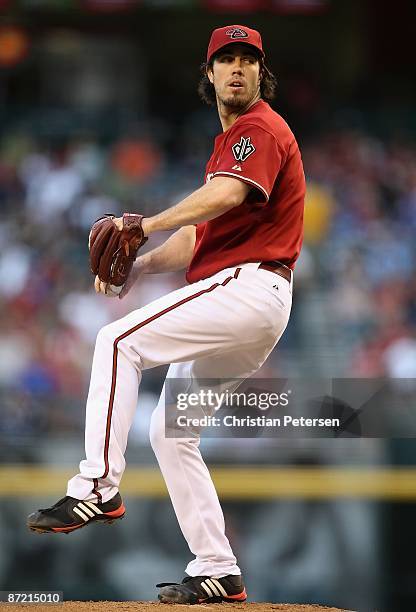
[0, 601, 353, 612]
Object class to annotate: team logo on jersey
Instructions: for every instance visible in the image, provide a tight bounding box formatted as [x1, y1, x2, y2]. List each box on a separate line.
[232, 136, 255, 162]
[225, 28, 248, 39]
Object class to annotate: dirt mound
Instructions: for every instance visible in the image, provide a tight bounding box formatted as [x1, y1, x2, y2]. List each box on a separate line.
[0, 601, 354, 612]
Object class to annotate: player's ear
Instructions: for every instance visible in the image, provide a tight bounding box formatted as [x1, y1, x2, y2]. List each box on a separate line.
[207, 63, 214, 84]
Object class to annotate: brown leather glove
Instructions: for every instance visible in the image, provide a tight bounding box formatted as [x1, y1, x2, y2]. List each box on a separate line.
[89, 213, 147, 287]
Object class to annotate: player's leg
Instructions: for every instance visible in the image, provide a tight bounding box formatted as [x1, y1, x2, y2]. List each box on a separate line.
[148, 361, 255, 578]
[67, 266, 264, 503]
[27, 264, 291, 532]
[149, 268, 292, 588]
[150, 338, 288, 602]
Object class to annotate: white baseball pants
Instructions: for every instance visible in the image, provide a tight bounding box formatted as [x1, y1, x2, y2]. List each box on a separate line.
[67, 262, 292, 577]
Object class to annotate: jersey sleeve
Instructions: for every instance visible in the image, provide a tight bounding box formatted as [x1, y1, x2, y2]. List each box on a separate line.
[212, 123, 282, 202]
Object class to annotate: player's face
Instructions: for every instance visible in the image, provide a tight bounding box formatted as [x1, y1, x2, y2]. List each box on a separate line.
[208, 45, 261, 110]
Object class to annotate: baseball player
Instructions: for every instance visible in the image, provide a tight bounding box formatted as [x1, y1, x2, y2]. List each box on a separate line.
[27, 25, 305, 605]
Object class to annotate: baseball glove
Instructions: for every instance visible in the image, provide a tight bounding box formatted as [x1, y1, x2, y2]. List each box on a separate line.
[89, 213, 147, 287]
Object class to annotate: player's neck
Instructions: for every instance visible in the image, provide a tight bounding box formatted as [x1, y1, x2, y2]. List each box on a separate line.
[217, 94, 261, 132]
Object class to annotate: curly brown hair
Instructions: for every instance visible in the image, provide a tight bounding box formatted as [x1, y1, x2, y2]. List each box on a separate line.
[198, 56, 277, 106]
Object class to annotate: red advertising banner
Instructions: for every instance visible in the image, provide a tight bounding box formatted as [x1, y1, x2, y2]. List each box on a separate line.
[80, 0, 141, 13]
[203, 0, 267, 13]
[269, 0, 329, 14]
[203, 0, 328, 13]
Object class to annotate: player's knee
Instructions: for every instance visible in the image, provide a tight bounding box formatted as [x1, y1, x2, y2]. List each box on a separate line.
[149, 409, 181, 451]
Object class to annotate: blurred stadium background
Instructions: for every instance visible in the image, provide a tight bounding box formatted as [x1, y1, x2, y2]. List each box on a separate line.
[0, 0, 415, 610]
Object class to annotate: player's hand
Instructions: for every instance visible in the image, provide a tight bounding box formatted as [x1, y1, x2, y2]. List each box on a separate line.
[94, 276, 121, 298]
[94, 256, 148, 298]
[119, 257, 147, 300]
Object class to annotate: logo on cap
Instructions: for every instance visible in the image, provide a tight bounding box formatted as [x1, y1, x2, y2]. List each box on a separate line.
[225, 28, 248, 39]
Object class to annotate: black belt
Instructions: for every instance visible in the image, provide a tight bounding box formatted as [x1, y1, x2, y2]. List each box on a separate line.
[258, 260, 292, 283]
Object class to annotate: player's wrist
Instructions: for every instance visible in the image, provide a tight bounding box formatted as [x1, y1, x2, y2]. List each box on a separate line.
[141, 217, 152, 237]
[141, 216, 171, 236]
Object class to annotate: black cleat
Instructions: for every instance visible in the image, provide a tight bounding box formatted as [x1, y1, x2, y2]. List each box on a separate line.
[27, 493, 125, 534]
[156, 574, 247, 604]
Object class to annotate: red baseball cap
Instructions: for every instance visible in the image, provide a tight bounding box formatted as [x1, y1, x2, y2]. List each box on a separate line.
[206, 25, 265, 63]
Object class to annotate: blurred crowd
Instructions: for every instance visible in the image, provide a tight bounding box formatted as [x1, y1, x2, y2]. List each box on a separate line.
[0, 123, 415, 436]
[302, 131, 416, 377]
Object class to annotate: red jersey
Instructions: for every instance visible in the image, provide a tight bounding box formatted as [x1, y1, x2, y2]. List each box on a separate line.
[186, 99, 305, 284]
